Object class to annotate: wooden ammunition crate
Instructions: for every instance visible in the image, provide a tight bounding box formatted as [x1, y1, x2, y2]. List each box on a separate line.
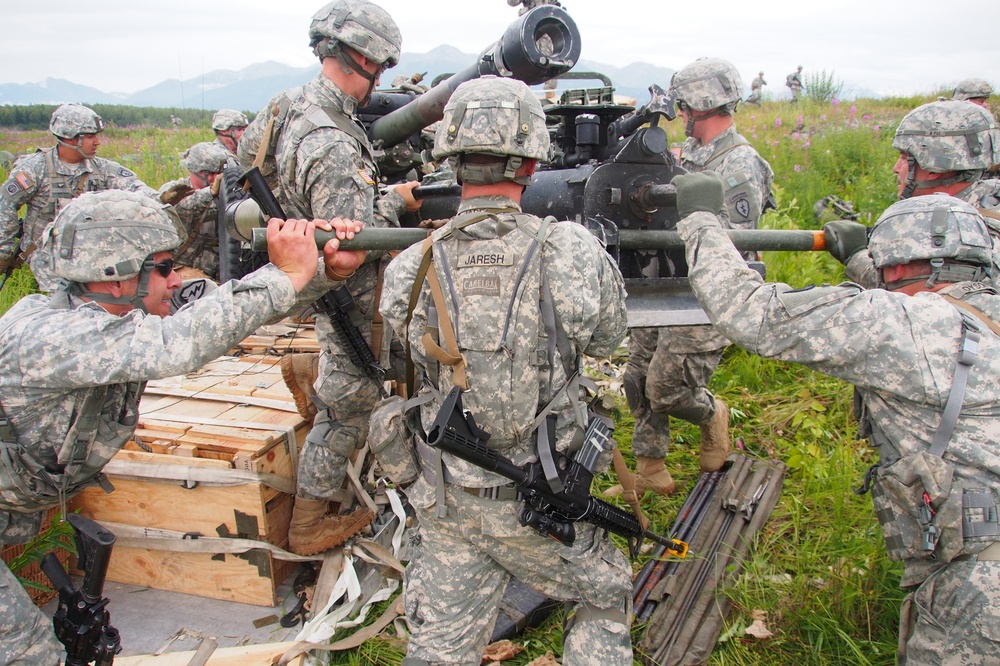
[70, 355, 310, 606]
[232, 321, 319, 356]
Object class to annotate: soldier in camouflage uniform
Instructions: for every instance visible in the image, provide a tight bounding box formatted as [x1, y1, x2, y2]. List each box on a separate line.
[211, 109, 249, 158]
[0, 104, 158, 281]
[0, 190, 365, 664]
[612, 58, 774, 498]
[746, 71, 766, 105]
[952, 78, 994, 108]
[238, 0, 421, 556]
[675, 173, 1000, 665]
[786, 65, 804, 102]
[157, 142, 231, 280]
[380, 76, 632, 666]
[824, 100, 1000, 289]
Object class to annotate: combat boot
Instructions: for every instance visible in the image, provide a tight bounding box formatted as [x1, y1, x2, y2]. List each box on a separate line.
[281, 353, 319, 423]
[699, 399, 730, 472]
[603, 455, 676, 498]
[288, 497, 374, 556]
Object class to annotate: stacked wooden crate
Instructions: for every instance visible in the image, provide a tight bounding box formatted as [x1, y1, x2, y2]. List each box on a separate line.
[70, 353, 311, 606]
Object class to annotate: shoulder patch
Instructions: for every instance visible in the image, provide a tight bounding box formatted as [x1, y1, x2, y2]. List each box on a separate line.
[776, 283, 860, 316]
[5, 172, 33, 196]
[119, 168, 135, 177]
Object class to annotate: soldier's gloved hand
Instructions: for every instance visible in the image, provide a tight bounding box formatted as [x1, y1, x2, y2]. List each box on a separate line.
[672, 171, 725, 219]
[823, 219, 869, 264]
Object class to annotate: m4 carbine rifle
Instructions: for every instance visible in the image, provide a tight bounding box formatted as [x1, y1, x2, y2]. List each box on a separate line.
[41, 513, 120, 666]
[426, 386, 686, 559]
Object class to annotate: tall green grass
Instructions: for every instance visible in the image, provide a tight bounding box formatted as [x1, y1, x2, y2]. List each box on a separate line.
[0, 96, 970, 664]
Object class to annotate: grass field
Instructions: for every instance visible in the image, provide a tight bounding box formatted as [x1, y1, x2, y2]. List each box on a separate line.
[2, 93, 993, 665]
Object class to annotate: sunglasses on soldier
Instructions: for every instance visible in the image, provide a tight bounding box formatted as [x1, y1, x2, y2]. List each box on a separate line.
[142, 258, 174, 278]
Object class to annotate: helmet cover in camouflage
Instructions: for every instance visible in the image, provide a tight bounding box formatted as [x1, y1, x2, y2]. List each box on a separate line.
[211, 108, 249, 131]
[669, 58, 744, 112]
[309, 0, 401, 67]
[181, 142, 231, 174]
[49, 104, 105, 139]
[432, 76, 550, 162]
[869, 194, 993, 270]
[892, 100, 1000, 172]
[42, 190, 182, 283]
[953, 78, 994, 101]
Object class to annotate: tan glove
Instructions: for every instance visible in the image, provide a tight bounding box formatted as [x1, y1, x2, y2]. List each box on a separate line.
[159, 181, 195, 206]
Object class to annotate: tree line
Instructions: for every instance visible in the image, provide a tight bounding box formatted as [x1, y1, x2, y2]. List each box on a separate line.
[0, 105, 240, 130]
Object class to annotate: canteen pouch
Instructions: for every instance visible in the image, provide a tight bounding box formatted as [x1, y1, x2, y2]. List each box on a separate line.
[368, 395, 420, 485]
[870, 450, 963, 563]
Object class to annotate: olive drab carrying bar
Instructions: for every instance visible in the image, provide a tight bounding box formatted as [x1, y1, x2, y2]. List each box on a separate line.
[635, 454, 787, 666]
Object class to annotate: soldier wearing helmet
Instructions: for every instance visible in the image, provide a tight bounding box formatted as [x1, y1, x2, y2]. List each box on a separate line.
[211, 108, 249, 157]
[747, 70, 766, 105]
[786, 65, 804, 102]
[612, 57, 774, 500]
[953, 78, 994, 108]
[157, 142, 233, 281]
[0, 190, 366, 662]
[825, 99, 1000, 290]
[379, 76, 632, 666]
[0, 104, 158, 279]
[674, 173, 1000, 665]
[237, 0, 422, 557]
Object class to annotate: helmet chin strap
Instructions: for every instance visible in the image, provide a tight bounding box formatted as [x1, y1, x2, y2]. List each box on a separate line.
[901, 154, 982, 199]
[55, 136, 94, 160]
[682, 106, 729, 139]
[332, 46, 379, 107]
[70, 263, 156, 314]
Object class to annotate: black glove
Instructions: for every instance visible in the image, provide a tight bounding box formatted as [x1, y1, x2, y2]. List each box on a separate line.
[823, 219, 869, 264]
[672, 171, 725, 219]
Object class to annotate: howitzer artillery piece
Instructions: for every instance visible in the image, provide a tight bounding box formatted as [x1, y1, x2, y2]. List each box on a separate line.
[223, 6, 825, 325]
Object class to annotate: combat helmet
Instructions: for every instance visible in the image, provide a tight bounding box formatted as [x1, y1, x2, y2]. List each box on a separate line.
[953, 78, 994, 102]
[211, 109, 249, 131]
[432, 76, 550, 185]
[869, 193, 993, 288]
[892, 100, 1000, 198]
[309, 0, 401, 67]
[669, 58, 743, 137]
[49, 104, 105, 139]
[39, 191, 183, 312]
[181, 142, 231, 174]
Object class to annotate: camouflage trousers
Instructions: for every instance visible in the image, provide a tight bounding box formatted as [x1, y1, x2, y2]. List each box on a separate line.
[0, 559, 62, 665]
[402, 482, 633, 666]
[296, 326, 384, 500]
[897, 558, 1000, 665]
[623, 326, 725, 459]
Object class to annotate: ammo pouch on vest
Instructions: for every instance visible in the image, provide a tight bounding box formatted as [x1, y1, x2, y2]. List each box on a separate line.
[368, 394, 423, 486]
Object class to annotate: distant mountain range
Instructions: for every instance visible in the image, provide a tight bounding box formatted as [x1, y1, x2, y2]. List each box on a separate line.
[0, 47, 876, 112]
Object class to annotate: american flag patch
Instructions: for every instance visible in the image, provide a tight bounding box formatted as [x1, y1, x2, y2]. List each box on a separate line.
[14, 172, 33, 190]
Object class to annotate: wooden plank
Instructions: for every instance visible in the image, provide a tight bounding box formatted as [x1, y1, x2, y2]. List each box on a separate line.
[112, 449, 232, 469]
[99, 545, 292, 607]
[116, 642, 304, 666]
[71, 477, 279, 539]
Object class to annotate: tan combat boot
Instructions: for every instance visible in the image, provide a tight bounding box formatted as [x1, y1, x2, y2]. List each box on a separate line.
[603, 455, 676, 498]
[699, 399, 730, 472]
[281, 353, 320, 423]
[288, 497, 375, 556]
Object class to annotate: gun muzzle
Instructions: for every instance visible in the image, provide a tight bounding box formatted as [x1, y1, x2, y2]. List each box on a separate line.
[369, 5, 581, 149]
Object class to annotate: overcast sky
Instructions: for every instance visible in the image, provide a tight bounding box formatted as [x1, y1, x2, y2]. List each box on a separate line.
[3, 0, 997, 98]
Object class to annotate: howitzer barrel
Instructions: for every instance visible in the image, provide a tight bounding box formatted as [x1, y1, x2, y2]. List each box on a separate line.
[369, 5, 581, 149]
[249, 226, 827, 253]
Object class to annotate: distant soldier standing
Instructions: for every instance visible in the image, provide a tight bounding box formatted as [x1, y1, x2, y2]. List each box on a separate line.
[0, 104, 157, 285]
[746, 71, 766, 105]
[238, 0, 421, 556]
[786, 65, 804, 102]
[157, 141, 231, 281]
[610, 57, 774, 498]
[211, 109, 249, 158]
